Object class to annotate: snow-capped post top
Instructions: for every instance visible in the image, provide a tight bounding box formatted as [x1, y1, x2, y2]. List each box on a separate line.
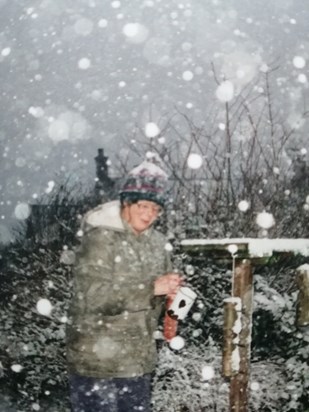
[227, 244, 238, 256]
[119, 160, 168, 207]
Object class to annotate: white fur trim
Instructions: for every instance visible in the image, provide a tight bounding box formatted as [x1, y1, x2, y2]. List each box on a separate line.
[83, 200, 124, 231]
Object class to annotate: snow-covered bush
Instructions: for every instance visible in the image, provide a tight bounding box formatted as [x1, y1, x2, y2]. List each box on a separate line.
[0, 245, 72, 411]
[153, 340, 229, 412]
[252, 269, 309, 411]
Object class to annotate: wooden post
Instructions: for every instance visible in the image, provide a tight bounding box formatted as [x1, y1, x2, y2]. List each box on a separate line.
[296, 264, 309, 328]
[222, 298, 242, 377]
[229, 259, 253, 412]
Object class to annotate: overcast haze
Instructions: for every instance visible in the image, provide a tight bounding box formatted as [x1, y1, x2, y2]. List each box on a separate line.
[0, 0, 309, 242]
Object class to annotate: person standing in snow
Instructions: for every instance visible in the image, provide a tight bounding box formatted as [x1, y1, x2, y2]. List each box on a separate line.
[66, 160, 182, 412]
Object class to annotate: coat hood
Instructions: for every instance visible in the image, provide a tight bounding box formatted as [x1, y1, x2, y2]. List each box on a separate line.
[82, 200, 124, 232]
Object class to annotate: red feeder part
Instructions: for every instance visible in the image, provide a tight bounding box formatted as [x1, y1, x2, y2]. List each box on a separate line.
[163, 296, 178, 342]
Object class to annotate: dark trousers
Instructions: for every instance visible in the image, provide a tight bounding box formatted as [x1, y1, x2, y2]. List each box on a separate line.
[69, 373, 152, 412]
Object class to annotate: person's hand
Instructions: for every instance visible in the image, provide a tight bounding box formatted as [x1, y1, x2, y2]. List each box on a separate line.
[154, 272, 184, 297]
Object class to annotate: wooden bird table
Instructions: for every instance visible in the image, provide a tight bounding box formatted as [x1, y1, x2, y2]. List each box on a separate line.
[180, 238, 309, 412]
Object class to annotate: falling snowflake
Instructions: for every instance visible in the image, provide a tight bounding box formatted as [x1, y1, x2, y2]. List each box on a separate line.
[111, 1, 121, 8]
[201, 365, 215, 381]
[169, 336, 185, 350]
[293, 56, 306, 69]
[192, 312, 202, 321]
[298, 74, 307, 83]
[98, 19, 108, 28]
[36, 298, 53, 316]
[145, 122, 160, 138]
[60, 250, 76, 265]
[250, 381, 260, 391]
[122, 23, 149, 43]
[187, 153, 203, 169]
[14, 203, 31, 220]
[185, 264, 195, 275]
[1, 47, 11, 57]
[78, 58, 91, 70]
[11, 364, 23, 373]
[15, 157, 27, 167]
[28, 106, 45, 118]
[215, 81, 234, 102]
[123, 23, 139, 37]
[256, 211, 275, 229]
[182, 71, 194, 81]
[164, 242, 173, 252]
[74, 18, 94, 36]
[273, 167, 280, 175]
[48, 119, 70, 142]
[238, 200, 250, 212]
[45, 181, 55, 194]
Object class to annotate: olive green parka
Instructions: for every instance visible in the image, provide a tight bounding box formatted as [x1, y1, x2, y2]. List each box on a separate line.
[66, 200, 171, 378]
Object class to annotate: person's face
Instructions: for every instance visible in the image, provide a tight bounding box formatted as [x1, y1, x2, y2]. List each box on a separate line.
[122, 200, 163, 235]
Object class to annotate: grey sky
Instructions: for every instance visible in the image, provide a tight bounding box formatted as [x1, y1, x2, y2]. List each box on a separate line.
[0, 0, 309, 242]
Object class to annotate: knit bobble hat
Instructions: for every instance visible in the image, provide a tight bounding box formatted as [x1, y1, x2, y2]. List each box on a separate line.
[119, 160, 168, 207]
